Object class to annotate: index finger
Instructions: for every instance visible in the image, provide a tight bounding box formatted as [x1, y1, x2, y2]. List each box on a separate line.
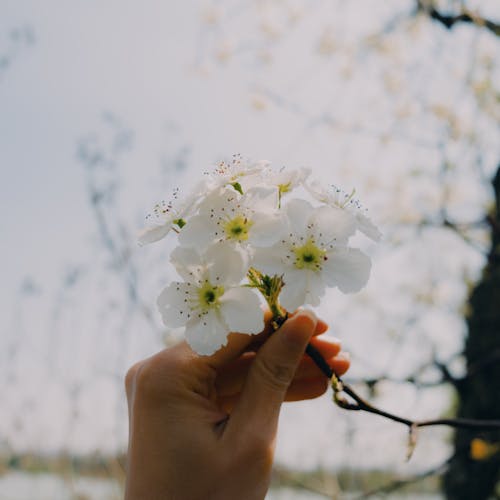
[203, 310, 328, 369]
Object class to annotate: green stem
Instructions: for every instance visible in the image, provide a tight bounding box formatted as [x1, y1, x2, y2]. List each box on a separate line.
[269, 303, 287, 330]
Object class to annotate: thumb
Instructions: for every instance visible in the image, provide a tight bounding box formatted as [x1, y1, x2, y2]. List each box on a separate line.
[226, 309, 317, 439]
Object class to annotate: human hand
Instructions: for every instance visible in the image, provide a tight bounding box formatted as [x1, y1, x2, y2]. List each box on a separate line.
[125, 309, 350, 500]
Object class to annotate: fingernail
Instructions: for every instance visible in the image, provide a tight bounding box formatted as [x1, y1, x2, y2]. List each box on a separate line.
[283, 310, 317, 344]
[325, 336, 341, 344]
[337, 351, 350, 362]
[295, 309, 317, 328]
[287, 309, 318, 337]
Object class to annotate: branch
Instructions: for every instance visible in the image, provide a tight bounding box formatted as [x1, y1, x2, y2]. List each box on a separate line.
[305, 343, 500, 432]
[355, 456, 451, 499]
[348, 349, 500, 395]
[416, 1, 500, 37]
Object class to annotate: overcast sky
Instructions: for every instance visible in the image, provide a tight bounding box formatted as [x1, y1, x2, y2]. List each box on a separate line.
[1, 0, 499, 475]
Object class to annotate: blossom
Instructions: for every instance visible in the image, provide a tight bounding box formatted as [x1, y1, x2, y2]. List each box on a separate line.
[157, 243, 264, 355]
[137, 182, 206, 246]
[178, 185, 286, 250]
[265, 166, 311, 207]
[142, 157, 379, 356]
[204, 154, 270, 193]
[253, 199, 371, 311]
[305, 181, 382, 242]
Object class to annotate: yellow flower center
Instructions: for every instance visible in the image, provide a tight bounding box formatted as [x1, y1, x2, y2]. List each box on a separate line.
[278, 182, 292, 195]
[223, 215, 253, 241]
[198, 282, 225, 309]
[293, 238, 326, 271]
[277, 182, 292, 208]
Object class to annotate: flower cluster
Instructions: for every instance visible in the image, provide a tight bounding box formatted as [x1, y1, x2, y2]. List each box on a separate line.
[140, 155, 380, 355]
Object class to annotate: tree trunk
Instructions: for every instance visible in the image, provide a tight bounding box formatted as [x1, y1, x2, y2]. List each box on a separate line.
[443, 165, 500, 499]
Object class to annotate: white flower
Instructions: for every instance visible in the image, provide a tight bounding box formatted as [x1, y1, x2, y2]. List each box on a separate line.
[178, 185, 286, 250]
[265, 166, 311, 207]
[305, 181, 382, 242]
[205, 154, 270, 193]
[137, 182, 206, 246]
[157, 243, 264, 355]
[253, 199, 371, 311]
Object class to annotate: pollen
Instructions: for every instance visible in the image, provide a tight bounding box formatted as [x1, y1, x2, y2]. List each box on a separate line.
[293, 238, 326, 271]
[223, 215, 253, 241]
[197, 282, 225, 309]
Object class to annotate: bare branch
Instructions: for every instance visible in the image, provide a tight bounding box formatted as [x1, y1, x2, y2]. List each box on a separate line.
[416, 1, 500, 37]
[305, 343, 500, 432]
[356, 456, 451, 499]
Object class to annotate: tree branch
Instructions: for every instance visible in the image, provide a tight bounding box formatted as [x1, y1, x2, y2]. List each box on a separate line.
[305, 343, 500, 432]
[416, 1, 500, 37]
[356, 456, 451, 499]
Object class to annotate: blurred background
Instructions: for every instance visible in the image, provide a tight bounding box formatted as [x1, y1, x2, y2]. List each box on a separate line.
[1, 1, 499, 498]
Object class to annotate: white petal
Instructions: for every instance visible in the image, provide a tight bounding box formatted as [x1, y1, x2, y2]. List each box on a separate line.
[219, 287, 264, 334]
[303, 272, 325, 307]
[252, 245, 286, 275]
[280, 269, 325, 310]
[199, 186, 237, 212]
[356, 213, 382, 242]
[244, 185, 278, 208]
[322, 247, 371, 293]
[178, 215, 215, 248]
[185, 310, 230, 355]
[296, 166, 311, 185]
[285, 199, 314, 232]
[170, 246, 204, 281]
[279, 268, 309, 311]
[157, 282, 195, 327]
[309, 205, 356, 245]
[205, 243, 246, 285]
[180, 179, 209, 216]
[137, 224, 170, 246]
[249, 211, 287, 247]
[304, 179, 330, 203]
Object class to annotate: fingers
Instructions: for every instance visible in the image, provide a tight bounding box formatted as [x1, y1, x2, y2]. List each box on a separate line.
[217, 350, 350, 409]
[202, 310, 275, 369]
[225, 310, 318, 440]
[219, 376, 329, 413]
[198, 309, 328, 369]
[216, 338, 344, 398]
[228, 312, 328, 355]
[329, 351, 350, 378]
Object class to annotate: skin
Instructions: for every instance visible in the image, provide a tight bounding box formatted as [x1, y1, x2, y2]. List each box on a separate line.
[125, 309, 350, 500]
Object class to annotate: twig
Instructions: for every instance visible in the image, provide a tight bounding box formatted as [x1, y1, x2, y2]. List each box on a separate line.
[355, 456, 451, 499]
[416, 0, 500, 37]
[305, 342, 500, 431]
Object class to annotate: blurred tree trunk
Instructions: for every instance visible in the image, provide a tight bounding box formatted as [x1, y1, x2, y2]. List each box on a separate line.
[443, 165, 500, 499]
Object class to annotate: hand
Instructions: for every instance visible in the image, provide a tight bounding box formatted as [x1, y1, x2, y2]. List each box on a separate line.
[124, 309, 350, 500]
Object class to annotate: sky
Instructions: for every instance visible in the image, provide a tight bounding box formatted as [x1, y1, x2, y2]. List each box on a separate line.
[1, 0, 499, 475]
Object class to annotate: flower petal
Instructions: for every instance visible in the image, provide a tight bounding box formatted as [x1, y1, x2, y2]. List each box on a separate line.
[303, 272, 325, 307]
[170, 246, 204, 281]
[205, 243, 246, 285]
[185, 310, 230, 355]
[137, 224, 170, 246]
[322, 247, 371, 293]
[178, 215, 215, 248]
[244, 185, 279, 209]
[279, 268, 310, 311]
[219, 287, 264, 334]
[286, 198, 314, 233]
[252, 245, 286, 275]
[309, 205, 356, 245]
[249, 211, 287, 247]
[356, 213, 382, 242]
[157, 282, 195, 327]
